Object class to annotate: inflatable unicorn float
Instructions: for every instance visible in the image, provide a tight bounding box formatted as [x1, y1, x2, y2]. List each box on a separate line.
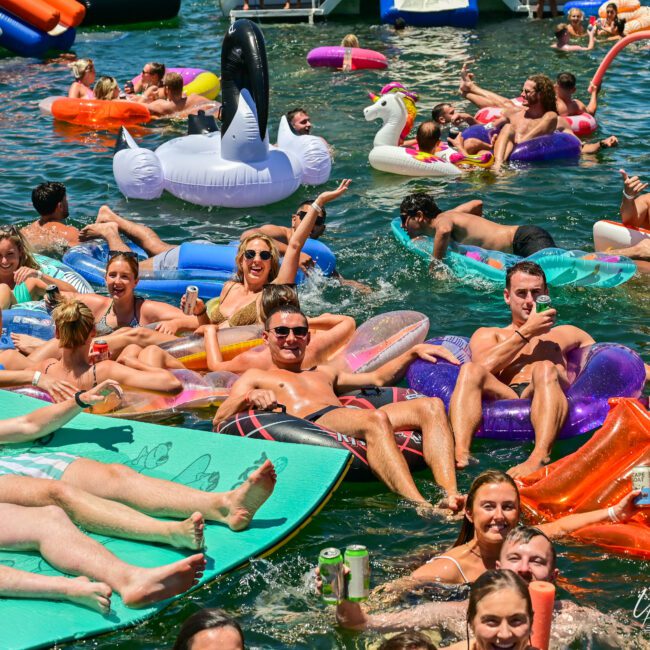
[363, 88, 493, 177]
[113, 20, 331, 208]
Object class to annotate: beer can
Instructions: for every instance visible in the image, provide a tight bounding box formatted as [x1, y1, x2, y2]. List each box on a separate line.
[536, 295, 552, 313]
[344, 545, 370, 602]
[319, 547, 344, 605]
[183, 285, 199, 315]
[631, 466, 650, 506]
[45, 284, 60, 312]
[92, 339, 110, 362]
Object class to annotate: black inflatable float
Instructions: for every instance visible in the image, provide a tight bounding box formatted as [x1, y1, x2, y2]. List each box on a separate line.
[216, 387, 426, 482]
[79, 0, 181, 26]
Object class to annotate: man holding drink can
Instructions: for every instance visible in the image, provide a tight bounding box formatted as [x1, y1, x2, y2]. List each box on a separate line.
[448, 261, 597, 478]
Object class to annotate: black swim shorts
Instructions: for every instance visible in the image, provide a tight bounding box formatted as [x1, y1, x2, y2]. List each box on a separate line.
[512, 225, 556, 258]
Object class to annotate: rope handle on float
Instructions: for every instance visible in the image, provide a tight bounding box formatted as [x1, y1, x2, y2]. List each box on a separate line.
[591, 30, 650, 89]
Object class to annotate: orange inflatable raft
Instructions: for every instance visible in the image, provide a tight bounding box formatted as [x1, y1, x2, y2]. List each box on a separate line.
[39, 97, 151, 129]
[520, 398, 650, 559]
[0, 0, 85, 33]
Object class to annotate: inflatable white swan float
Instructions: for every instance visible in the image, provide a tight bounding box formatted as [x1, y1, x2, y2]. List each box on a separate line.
[363, 92, 492, 177]
[113, 20, 331, 208]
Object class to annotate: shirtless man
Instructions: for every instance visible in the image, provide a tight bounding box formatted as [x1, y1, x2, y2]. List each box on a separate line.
[399, 192, 556, 266]
[554, 72, 598, 116]
[551, 23, 596, 51]
[449, 261, 596, 476]
[20, 182, 80, 255]
[287, 108, 312, 135]
[213, 304, 463, 513]
[0, 382, 276, 610]
[430, 103, 492, 156]
[324, 527, 636, 648]
[146, 73, 212, 118]
[239, 199, 371, 292]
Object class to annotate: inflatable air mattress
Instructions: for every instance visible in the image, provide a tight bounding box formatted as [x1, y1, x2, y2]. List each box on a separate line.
[0, 391, 350, 649]
[391, 218, 636, 288]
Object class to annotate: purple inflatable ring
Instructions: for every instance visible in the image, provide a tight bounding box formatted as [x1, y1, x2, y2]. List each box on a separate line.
[307, 46, 387, 70]
[406, 336, 646, 440]
[510, 131, 581, 163]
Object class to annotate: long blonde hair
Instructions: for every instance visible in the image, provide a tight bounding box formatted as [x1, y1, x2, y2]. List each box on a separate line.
[234, 234, 280, 283]
[53, 298, 95, 348]
[94, 76, 118, 100]
[69, 58, 93, 81]
[0, 226, 39, 270]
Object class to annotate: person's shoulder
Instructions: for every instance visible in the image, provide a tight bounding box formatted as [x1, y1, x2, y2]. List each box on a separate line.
[470, 325, 501, 341]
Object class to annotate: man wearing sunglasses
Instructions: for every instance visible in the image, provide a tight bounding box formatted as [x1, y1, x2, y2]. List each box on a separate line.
[214, 304, 463, 514]
[240, 200, 371, 292]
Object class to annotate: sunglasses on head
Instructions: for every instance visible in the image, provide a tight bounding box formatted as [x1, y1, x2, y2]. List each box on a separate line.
[244, 249, 272, 261]
[0, 225, 19, 236]
[267, 325, 309, 338]
[296, 210, 326, 226]
[108, 250, 139, 260]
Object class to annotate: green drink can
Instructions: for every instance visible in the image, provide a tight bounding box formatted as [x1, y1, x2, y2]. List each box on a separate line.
[319, 547, 344, 605]
[344, 545, 370, 602]
[536, 295, 552, 313]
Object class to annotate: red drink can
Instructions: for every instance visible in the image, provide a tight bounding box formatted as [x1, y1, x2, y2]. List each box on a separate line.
[92, 339, 110, 362]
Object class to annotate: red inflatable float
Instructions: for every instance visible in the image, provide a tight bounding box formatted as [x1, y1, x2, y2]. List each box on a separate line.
[519, 398, 650, 560]
[40, 97, 151, 129]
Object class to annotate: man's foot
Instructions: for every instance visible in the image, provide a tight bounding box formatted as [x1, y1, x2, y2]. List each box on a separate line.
[455, 452, 479, 470]
[168, 512, 205, 550]
[507, 456, 549, 479]
[437, 493, 466, 513]
[219, 459, 277, 531]
[95, 205, 122, 225]
[79, 221, 119, 241]
[65, 576, 112, 614]
[120, 553, 205, 608]
[459, 61, 475, 95]
[415, 502, 437, 518]
[10, 333, 43, 355]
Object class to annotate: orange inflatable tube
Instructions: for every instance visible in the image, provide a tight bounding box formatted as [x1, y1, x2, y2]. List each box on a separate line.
[49, 98, 151, 129]
[0, 0, 84, 31]
[520, 398, 650, 560]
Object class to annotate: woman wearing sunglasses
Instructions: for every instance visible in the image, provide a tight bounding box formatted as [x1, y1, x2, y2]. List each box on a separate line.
[193, 180, 351, 330]
[68, 59, 96, 100]
[0, 226, 77, 310]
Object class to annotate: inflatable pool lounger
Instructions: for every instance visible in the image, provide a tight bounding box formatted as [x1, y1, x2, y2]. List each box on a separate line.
[0, 391, 350, 650]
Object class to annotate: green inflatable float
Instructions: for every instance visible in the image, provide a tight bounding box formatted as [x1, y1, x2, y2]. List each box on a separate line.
[0, 392, 350, 650]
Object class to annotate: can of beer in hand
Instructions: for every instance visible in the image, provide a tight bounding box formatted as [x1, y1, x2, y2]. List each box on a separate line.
[92, 339, 110, 362]
[344, 545, 370, 602]
[45, 284, 60, 312]
[183, 285, 199, 315]
[319, 548, 344, 605]
[631, 465, 650, 506]
[536, 295, 552, 313]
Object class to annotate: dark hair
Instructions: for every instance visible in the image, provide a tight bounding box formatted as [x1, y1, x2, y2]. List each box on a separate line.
[394, 17, 407, 30]
[554, 23, 569, 37]
[173, 608, 244, 650]
[106, 251, 140, 279]
[260, 283, 299, 322]
[431, 102, 452, 123]
[505, 261, 547, 290]
[32, 182, 66, 216]
[163, 72, 184, 94]
[528, 74, 557, 113]
[400, 193, 441, 221]
[297, 198, 327, 219]
[148, 62, 166, 80]
[416, 121, 442, 153]
[503, 525, 557, 571]
[466, 570, 533, 629]
[556, 72, 576, 90]
[378, 631, 437, 650]
[264, 304, 307, 330]
[287, 107, 308, 125]
[454, 470, 520, 547]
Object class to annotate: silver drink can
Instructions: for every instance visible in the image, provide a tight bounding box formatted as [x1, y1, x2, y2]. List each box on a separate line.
[344, 545, 370, 602]
[536, 295, 552, 313]
[319, 547, 344, 605]
[183, 285, 199, 315]
[631, 465, 650, 506]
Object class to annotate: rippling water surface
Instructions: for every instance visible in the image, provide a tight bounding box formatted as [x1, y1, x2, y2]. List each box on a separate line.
[2, 3, 649, 647]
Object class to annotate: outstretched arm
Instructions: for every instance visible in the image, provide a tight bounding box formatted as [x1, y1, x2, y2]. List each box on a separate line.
[619, 169, 650, 228]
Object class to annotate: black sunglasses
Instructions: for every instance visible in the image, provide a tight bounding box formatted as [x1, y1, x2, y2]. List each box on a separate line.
[244, 249, 272, 260]
[108, 250, 139, 260]
[296, 210, 326, 226]
[267, 326, 309, 338]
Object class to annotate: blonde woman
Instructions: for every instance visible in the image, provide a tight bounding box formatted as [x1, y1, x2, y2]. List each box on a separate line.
[93, 76, 120, 101]
[68, 59, 95, 99]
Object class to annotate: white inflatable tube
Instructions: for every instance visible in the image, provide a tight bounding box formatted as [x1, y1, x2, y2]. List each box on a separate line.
[593, 219, 650, 250]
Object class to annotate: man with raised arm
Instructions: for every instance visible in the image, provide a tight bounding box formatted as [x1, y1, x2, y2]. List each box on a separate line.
[213, 304, 463, 514]
[448, 261, 595, 477]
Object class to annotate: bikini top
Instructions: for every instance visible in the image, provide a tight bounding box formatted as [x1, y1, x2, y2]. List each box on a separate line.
[425, 555, 470, 583]
[95, 298, 142, 336]
[209, 283, 259, 327]
[44, 360, 97, 389]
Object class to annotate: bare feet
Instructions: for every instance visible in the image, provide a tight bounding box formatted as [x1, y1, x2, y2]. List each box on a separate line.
[455, 452, 479, 470]
[221, 459, 277, 531]
[507, 455, 548, 479]
[64, 576, 112, 614]
[459, 61, 475, 96]
[169, 512, 205, 550]
[120, 553, 205, 608]
[79, 221, 119, 241]
[95, 205, 122, 224]
[10, 333, 43, 355]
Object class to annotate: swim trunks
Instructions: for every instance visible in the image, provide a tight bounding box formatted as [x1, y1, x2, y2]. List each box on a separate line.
[512, 225, 556, 258]
[0, 452, 78, 480]
[303, 405, 341, 423]
[509, 382, 530, 398]
[151, 240, 213, 271]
